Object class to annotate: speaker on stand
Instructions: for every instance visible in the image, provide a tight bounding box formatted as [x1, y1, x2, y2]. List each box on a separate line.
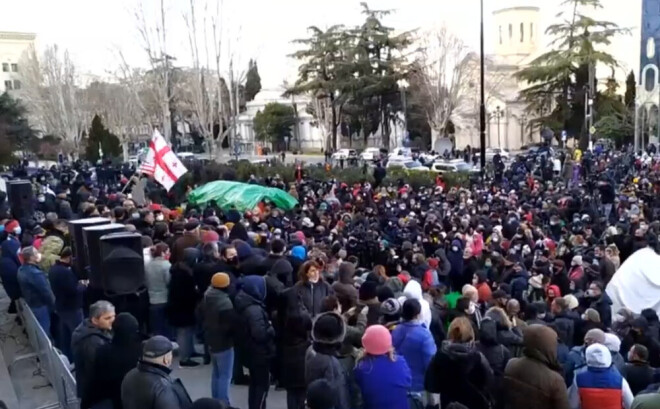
[7, 180, 34, 221]
[68, 217, 111, 278]
[83, 223, 126, 289]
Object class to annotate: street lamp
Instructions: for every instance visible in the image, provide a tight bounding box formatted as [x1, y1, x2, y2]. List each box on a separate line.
[517, 113, 528, 145]
[397, 79, 409, 148]
[495, 106, 503, 147]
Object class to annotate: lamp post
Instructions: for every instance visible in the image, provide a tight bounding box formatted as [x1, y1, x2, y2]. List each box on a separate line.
[397, 79, 409, 148]
[517, 113, 528, 145]
[479, 0, 486, 178]
[495, 106, 502, 147]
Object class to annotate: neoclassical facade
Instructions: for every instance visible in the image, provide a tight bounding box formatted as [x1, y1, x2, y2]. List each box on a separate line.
[0, 31, 36, 94]
[636, 0, 660, 150]
[453, 3, 542, 150]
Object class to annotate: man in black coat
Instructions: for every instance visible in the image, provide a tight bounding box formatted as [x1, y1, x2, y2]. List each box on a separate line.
[586, 281, 612, 328]
[549, 297, 575, 348]
[71, 300, 115, 408]
[193, 243, 237, 297]
[622, 344, 655, 396]
[121, 336, 193, 409]
[234, 276, 275, 409]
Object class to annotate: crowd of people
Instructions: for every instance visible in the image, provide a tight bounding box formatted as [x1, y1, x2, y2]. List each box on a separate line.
[2, 144, 660, 409]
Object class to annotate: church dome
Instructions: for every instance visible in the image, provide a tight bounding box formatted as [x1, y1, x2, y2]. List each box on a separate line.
[492, 2, 541, 58]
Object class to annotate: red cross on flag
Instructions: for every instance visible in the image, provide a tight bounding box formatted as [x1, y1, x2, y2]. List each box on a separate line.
[138, 129, 188, 191]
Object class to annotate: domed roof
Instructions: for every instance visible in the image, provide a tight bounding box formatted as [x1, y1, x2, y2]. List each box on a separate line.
[493, 0, 540, 14]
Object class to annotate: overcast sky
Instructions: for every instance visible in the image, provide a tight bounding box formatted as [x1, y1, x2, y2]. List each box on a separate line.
[0, 0, 643, 88]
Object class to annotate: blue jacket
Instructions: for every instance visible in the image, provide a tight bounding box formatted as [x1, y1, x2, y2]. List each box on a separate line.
[17, 263, 55, 310]
[354, 354, 412, 409]
[0, 237, 21, 300]
[48, 261, 84, 312]
[392, 321, 437, 392]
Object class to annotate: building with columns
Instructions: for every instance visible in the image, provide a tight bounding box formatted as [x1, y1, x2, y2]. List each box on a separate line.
[454, 2, 542, 150]
[636, 0, 660, 150]
[0, 31, 36, 94]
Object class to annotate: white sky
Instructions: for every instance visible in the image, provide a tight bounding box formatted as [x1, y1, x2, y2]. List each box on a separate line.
[0, 0, 643, 87]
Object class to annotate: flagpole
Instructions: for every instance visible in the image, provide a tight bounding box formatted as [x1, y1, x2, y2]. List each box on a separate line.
[121, 172, 141, 194]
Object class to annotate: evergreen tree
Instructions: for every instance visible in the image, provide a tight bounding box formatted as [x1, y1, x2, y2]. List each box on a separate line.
[0, 92, 38, 163]
[245, 59, 262, 102]
[253, 103, 295, 151]
[625, 70, 636, 108]
[85, 114, 121, 162]
[515, 0, 628, 148]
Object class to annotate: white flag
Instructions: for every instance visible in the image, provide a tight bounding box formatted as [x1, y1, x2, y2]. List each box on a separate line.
[138, 130, 188, 191]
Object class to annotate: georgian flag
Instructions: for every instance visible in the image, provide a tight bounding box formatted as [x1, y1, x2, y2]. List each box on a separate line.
[138, 130, 188, 191]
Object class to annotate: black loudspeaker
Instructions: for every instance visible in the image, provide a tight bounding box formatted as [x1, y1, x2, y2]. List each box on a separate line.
[69, 217, 111, 277]
[84, 223, 125, 288]
[100, 232, 145, 295]
[7, 180, 34, 220]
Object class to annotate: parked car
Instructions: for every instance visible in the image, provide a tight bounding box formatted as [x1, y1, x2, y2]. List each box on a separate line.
[360, 147, 381, 161]
[389, 147, 413, 159]
[387, 158, 429, 172]
[430, 159, 477, 174]
[332, 149, 358, 160]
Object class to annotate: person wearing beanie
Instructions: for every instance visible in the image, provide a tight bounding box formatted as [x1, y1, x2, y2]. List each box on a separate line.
[568, 343, 634, 409]
[306, 312, 351, 409]
[306, 379, 337, 409]
[89, 313, 142, 409]
[201, 273, 237, 405]
[392, 299, 437, 395]
[380, 298, 402, 331]
[354, 325, 412, 409]
[358, 280, 382, 326]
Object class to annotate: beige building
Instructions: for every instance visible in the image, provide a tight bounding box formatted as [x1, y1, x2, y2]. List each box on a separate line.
[0, 31, 36, 94]
[454, 3, 542, 150]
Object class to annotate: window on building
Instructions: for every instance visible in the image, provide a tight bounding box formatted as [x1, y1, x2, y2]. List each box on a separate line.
[520, 23, 524, 42]
[499, 26, 502, 44]
[509, 24, 513, 40]
[4, 80, 13, 90]
[1, 63, 8, 72]
[530, 23, 534, 40]
[11, 63, 18, 72]
[13, 80, 21, 90]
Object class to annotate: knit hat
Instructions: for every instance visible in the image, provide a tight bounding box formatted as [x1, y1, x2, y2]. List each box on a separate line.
[311, 312, 346, 344]
[201, 230, 220, 243]
[362, 325, 392, 355]
[380, 298, 402, 316]
[603, 332, 621, 353]
[234, 240, 253, 261]
[306, 379, 337, 409]
[211, 273, 230, 289]
[563, 294, 579, 310]
[5, 220, 19, 233]
[359, 281, 379, 301]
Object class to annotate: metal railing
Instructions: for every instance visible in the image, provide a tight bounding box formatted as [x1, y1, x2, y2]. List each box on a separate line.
[10, 300, 79, 409]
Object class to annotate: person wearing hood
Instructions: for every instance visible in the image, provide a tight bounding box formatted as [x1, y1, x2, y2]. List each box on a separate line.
[262, 239, 293, 280]
[234, 275, 275, 409]
[399, 280, 432, 329]
[287, 245, 307, 284]
[0, 220, 21, 313]
[167, 251, 201, 367]
[332, 262, 358, 312]
[503, 324, 570, 409]
[305, 312, 351, 409]
[484, 306, 523, 356]
[447, 238, 464, 292]
[392, 299, 437, 392]
[477, 315, 512, 409]
[201, 273, 236, 406]
[425, 316, 494, 409]
[568, 343, 633, 409]
[568, 255, 587, 293]
[603, 332, 625, 373]
[72, 300, 115, 408]
[355, 325, 412, 409]
[358, 281, 382, 327]
[89, 313, 142, 409]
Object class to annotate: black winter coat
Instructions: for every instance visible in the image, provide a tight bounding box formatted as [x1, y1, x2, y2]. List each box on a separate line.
[621, 361, 655, 396]
[550, 312, 575, 348]
[71, 320, 113, 404]
[279, 309, 312, 389]
[286, 280, 333, 317]
[193, 259, 237, 297]
[425, 341, 494, 409]
[121, 361, 192, 409]
[167, 264, 199, 328]
[234, 289, 275, 365]
[201, 287, 236, 353]
[89, 334, 142, 409]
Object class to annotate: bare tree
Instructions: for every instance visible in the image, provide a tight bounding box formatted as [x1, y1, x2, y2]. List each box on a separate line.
[20, 44, 88, 157]
[134, 0, 174, 141]
[413, 27, 475, 150]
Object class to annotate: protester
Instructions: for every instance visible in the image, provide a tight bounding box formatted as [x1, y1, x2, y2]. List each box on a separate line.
[145, 242, 172, 338]
[201, 273, 236, 406]
[72, 300, 116, 408]
[622, 344, 655, 396]
[425, 317, 493, 409]
[121, 335, 193, 409]
[354, 325, 412, 409]
[17, 246, 55, 336]
[167, 256, 201, 367]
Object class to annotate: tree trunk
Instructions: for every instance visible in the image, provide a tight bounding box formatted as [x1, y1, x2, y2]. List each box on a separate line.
[330, 97, 338, 151]
[122, 140, 129, 162]
[162, 101, 172, 141]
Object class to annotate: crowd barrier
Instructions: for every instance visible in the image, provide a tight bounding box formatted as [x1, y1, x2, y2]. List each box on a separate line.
[10, 300, 79, 409]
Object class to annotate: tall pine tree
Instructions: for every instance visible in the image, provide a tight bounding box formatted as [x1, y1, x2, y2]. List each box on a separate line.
[245, 59, 262, 102]
[625, 70, 636, 108]
[85, 114, 121, 162]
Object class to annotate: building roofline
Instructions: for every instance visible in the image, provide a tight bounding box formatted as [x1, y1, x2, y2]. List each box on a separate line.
[493, 6, 540, 15]
[0, 31, 37, 41]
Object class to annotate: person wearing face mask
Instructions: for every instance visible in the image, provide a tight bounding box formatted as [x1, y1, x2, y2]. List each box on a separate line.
[585, 281, 612, 329]
[284, 260, 333, 318]
[17, 246, 55, 337]
[121, 335, 193, 409]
